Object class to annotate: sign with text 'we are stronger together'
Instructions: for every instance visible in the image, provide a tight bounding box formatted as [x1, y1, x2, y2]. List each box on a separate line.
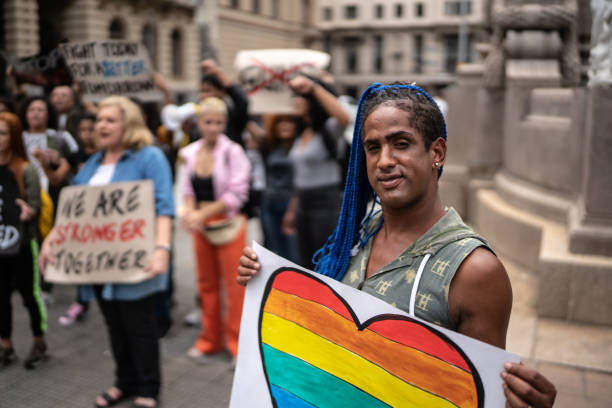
[45, 181, 155, 284]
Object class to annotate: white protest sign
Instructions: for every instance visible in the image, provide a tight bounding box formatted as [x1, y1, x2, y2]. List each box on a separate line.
[230, 243, 520, 408]
[59, 41, 161, 103]
[235, 49, 330, 114]
[44, 180, 155, 284]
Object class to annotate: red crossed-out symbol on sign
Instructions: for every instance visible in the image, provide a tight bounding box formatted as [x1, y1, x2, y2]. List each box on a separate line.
[247, 57, 316, 95]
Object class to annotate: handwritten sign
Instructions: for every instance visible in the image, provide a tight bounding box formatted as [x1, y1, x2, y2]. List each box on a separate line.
[44, 180, 155, 284]
[59, 41, 161, 103]
[0, 48, 72, 87]
[230, 243, 520, 407]
[235, 49, 330, 114]
[0, 168, 23, 256]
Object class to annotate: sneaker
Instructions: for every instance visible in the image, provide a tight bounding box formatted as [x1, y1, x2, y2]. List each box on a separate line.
[0, 346, 17, 366]
[24, 340, 48, 369]
[59, 303, 87, 326]
[186, 347, 214, 364]
[183, 308, 201, 327]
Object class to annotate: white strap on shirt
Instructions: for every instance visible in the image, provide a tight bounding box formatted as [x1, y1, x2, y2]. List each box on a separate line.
[409, 253, 431, 318]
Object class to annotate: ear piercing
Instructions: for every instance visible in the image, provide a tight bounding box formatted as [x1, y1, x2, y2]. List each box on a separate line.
[434, 162, 439, 168]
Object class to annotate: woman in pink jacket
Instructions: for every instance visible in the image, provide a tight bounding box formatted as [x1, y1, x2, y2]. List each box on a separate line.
[179, 97, 250, 363]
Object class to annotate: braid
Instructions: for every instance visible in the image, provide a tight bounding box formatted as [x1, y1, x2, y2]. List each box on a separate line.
[314, 82, 446, 280]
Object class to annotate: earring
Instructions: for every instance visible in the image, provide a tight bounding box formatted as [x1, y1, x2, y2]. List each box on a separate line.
[434, 162, 439, 168]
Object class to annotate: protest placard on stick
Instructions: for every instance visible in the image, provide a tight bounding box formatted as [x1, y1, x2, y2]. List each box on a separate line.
[235, 49, 330, 114]
[59, 40, 161, 103]
[44, 180, 155, 284]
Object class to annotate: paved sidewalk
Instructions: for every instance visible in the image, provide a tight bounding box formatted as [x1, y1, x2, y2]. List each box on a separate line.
[1, 226, 611, 407]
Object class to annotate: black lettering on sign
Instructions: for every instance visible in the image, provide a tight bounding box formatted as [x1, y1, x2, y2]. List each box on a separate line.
[60, 190, 86, 218]
[126, 184, 140, 212]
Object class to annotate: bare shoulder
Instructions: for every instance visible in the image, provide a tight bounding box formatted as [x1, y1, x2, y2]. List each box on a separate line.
[448, 247, 513, 348]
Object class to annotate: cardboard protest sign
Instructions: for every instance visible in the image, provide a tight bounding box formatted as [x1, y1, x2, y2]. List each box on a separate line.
[0, 168, 23, 256]
[235, 49, 330, 114]
[59, 41, 161, 103]
[230, 243, 520, 408]
[0, 48, 72, 88]
[44, 180, 155, 284]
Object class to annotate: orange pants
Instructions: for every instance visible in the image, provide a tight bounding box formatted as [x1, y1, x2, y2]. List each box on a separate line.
[192, 222, 246, 357]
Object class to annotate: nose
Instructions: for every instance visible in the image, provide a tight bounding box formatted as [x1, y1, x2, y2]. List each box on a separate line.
[378, 145, 396, 169]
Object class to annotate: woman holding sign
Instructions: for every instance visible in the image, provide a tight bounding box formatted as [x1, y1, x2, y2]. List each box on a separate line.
[0, 112, 48, 369]
[40, 96, 173, 408]
[179, 97, 250, 365]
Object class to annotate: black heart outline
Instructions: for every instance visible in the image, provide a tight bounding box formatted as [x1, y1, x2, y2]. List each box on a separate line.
[258, 267, 484, 408]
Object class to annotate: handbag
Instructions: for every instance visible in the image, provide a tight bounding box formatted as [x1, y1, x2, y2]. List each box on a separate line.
[201, 214, 245, 246]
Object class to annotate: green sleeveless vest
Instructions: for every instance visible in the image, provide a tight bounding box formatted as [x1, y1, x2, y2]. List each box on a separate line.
[341, 208, 491, 330]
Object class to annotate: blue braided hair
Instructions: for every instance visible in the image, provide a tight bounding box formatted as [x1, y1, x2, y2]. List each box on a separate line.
[313, 82, 447, 280]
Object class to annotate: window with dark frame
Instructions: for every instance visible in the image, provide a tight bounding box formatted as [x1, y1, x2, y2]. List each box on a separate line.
[375, 4, 384, 18]
[171, 28, 183, 77]
[344, 37, 360, 73]
[323, 6, 333, 21]
[344, 5, 358, 19]
[230, 0, 240, 9]
[374, 35, 384, 73]
[395, 3, 404, 18]
[252, 0, 260, 13]
[414, 34, 423, 74]
[444, 0, 472, 16]
[109, 18, 125, 39]
[415, 3, 424, 17]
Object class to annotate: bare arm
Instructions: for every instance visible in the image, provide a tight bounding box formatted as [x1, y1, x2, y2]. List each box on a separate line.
[289, 76, 349, 127]
[448, 247, 512, 348]
[145, 215, 172, 277]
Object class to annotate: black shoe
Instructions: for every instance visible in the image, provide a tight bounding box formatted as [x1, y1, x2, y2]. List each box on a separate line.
[0, 346, 17, 366]
[24, 340, 48, 369]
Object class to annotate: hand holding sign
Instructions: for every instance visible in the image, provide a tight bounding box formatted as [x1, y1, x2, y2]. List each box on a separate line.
[16, 198, 35, 222]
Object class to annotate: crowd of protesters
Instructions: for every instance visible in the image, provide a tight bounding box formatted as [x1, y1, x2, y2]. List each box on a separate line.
[0, 58, 353, 408]
[0, 55, 558, 408]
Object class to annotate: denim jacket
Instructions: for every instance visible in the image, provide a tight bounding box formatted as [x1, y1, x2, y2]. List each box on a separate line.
[75, 145, 175, 301]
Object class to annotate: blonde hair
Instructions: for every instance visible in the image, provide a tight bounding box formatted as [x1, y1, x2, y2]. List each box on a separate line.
[198, 97, 227, 117]
[96, 96, 153, 150]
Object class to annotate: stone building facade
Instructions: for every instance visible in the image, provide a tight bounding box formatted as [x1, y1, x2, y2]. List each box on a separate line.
[2, 0, 201, 95]
[1, 0, 319, 96]
[214, 0, 319, 76]
[315, 0, 490, 97]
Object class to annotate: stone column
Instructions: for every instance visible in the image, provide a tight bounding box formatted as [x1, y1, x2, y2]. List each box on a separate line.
[568, 83, 612, 256]
[4, 0, 39, 57]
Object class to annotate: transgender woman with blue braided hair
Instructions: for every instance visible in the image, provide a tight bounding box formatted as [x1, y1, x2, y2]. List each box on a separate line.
[238, 82, 557, 408]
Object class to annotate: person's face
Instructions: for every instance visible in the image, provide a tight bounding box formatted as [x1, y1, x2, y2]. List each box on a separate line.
[276, 119, 296, 141]
[0, 120, 10, 153]
[50, 86, 74, 113]
[362, 104, 444, 212]
[0, 103, 9, 113]
[78, 119, 95, 147]
[199, 82, 224, 100]
[292, 96, 310, 117]
[26, 100, 49, 130]
[95, 106, 125, 151]
[198, 112, 227, 144]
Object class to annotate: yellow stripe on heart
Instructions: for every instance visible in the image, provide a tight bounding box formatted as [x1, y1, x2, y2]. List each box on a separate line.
[261, 312, 460, 408]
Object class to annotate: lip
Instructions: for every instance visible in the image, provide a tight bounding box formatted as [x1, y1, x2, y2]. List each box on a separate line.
[377, 174, 402, 189]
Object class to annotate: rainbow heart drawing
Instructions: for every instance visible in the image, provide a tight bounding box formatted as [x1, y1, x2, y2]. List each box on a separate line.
[259, 268, 484, 408]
